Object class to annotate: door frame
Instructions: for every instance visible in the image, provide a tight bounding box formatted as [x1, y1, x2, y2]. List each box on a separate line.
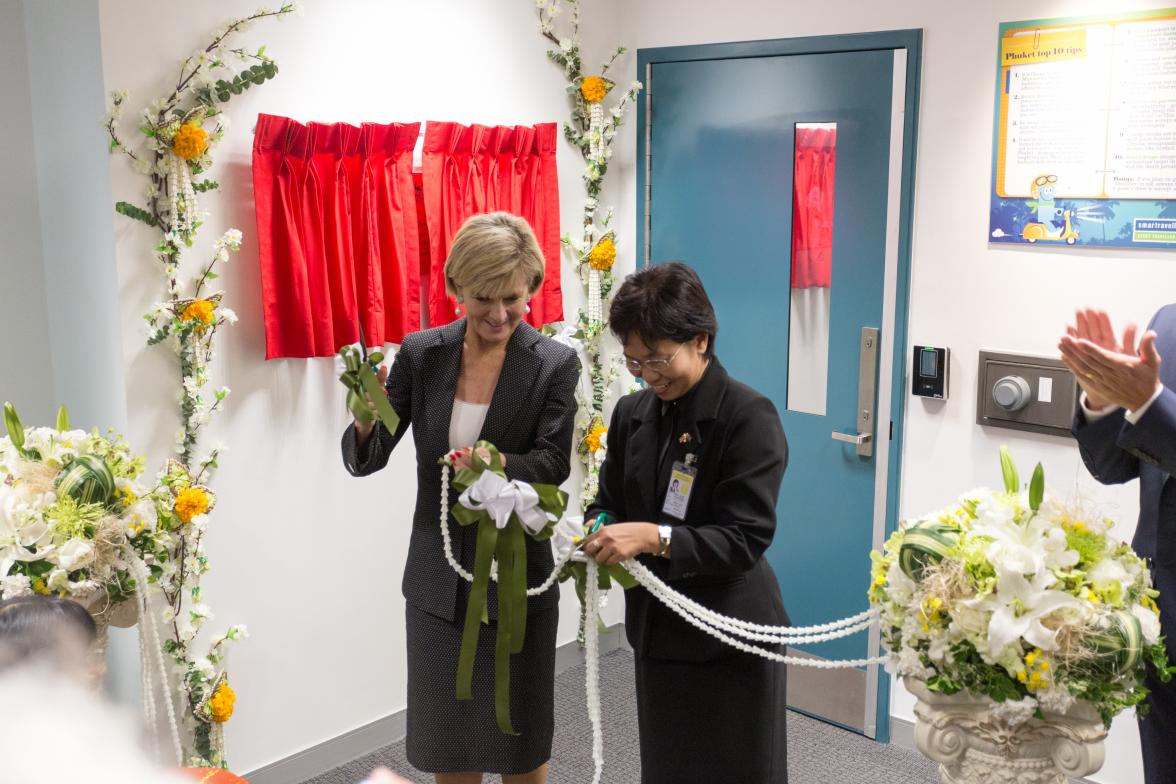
[636, 29, 923, 743]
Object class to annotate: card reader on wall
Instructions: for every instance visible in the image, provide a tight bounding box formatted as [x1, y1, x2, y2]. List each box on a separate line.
[912, 346, 949, 399]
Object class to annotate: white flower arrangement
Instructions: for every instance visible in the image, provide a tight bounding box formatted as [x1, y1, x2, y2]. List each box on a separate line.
[0, 404, 150, 609]
[871, 448, 1173, 726]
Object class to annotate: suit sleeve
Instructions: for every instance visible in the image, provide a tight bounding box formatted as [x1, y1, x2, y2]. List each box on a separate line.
[1073, 405, 1140, 486]
[584, 399, 629, 523]
[1117, 387, 1176, 477]
[668, 396, 788, 579]
[501, 351, 581, 485]
[341, 340, 413, 476]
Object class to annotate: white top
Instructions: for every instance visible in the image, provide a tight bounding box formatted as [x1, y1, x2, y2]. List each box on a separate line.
[449, 399, 490, 451]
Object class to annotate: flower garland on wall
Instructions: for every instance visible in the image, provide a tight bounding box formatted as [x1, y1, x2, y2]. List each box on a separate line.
[104, 4, 298, 767]
[537, 0, 642, 510]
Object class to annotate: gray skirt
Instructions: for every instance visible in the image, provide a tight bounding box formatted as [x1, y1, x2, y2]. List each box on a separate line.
[405, 603, 558, 774]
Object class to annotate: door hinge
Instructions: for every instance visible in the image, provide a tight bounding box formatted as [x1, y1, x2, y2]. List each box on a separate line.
[889, 420, 894, 441]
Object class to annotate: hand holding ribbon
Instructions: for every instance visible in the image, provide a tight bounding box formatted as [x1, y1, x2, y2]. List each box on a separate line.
[337, 344, 400, 434]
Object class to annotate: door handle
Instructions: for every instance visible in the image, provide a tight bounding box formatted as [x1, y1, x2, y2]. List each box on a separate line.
[831, 431, 872, 446]
[832, 327, 880, 458]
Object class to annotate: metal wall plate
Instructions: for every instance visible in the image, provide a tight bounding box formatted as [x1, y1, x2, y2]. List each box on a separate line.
[976, 350, 1077, 437]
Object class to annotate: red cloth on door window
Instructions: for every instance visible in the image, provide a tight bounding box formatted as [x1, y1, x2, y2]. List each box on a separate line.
[790, 126, 836, 289]
[253, 114, 421, 358]
[422, 121, 562, 328]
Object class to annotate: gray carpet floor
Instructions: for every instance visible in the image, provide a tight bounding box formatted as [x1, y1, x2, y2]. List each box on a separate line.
[305, 650, 940, 783]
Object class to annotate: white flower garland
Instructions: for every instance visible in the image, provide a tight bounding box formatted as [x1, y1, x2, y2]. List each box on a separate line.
[584, 558, 604, 784]
[131, 556, 184, 765]
[438, 463, 885, 782]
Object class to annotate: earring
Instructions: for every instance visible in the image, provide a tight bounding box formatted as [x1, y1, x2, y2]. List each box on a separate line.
[525, 300, 532, 315]
[455, 296, 464, 317]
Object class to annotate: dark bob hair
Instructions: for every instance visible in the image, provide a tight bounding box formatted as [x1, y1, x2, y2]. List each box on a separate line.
[0, 595, 97, 673]
[608, 262, 717, 357]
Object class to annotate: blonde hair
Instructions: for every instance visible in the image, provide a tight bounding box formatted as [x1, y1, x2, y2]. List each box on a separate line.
[444, 212, 545, 299]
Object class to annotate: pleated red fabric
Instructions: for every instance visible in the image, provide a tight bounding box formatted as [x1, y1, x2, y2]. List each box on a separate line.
[253, 114, 421, 357]
[422, 121, 562, 328]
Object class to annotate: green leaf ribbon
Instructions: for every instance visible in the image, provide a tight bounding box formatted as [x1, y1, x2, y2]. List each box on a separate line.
[337, 346, 400, 434]
[444, 442, 567, 735]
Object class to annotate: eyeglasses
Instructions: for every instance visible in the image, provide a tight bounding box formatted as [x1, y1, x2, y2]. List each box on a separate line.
[624, 343, 685, 375]
[1033, 174, 1058, 187]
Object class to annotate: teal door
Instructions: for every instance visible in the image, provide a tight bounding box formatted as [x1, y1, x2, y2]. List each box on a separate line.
[639, 31, 921, 739]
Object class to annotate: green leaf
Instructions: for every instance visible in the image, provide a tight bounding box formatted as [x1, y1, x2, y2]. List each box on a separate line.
[999, 446, 1019, 494]
[56, 405, 70, 432]
[115, 201, 158, 227]
[1029, 462, 1045, 510]
[4, 402, 26, 452]
[192, 179, 220, 192]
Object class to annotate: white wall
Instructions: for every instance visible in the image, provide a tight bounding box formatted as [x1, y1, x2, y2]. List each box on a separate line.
[97, 0, 625, 773]
[0, 0, 54, 425]
[616, 2, 1173, 783]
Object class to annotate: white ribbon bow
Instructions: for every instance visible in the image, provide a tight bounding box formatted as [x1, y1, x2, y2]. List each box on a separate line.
[458, 471, 550, 535]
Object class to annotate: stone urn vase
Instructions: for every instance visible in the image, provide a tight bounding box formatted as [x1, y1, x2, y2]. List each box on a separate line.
[905, 677, 1108, 784]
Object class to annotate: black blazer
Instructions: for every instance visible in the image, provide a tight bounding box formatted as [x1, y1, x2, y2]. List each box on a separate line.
[588, 359, 790, 661]
[342, 319, 580, 623]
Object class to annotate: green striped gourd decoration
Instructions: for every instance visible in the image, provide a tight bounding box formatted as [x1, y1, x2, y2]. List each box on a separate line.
[1087, 610, 1144, 674]
[56, 454, 115, 506]
[898, 521, 959, 581]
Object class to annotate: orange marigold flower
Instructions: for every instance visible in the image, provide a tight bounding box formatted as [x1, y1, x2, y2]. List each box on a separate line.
[585, 424, 607, 453]
[181, 300, 216, 331]
[580, 76, 608, 104]
[174, 486, 209, 523]
[209, 680, 236, 723]
[172, 123, 209, 161]
[588, 237, 616, 271]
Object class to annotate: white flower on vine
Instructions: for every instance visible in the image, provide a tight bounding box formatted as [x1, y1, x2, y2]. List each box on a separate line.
[220, 307, 238, 324]
[193, 656, 216, 680]
[162, 607, 176, 623]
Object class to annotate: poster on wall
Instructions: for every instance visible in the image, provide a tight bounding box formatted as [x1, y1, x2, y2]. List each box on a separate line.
[989, 8, 1176, 249]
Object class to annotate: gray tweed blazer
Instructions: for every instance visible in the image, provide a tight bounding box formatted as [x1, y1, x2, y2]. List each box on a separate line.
[342, 319, 580, 623]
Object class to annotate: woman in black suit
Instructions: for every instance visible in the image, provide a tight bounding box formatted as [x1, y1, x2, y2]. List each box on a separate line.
[343, 212, 579, 784]
[583, 262, 790, 783]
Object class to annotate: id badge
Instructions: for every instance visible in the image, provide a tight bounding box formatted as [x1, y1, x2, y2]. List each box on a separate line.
[661, 460, 697, 520]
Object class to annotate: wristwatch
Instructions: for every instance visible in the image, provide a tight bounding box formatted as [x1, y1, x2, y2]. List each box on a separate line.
[656, 525, 673, 558]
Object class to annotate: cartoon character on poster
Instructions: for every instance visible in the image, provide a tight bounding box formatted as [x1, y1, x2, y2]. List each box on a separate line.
[1021, 173, 1079, 244]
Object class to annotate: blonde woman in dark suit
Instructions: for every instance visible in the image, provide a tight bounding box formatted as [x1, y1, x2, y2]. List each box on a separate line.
[343, 213, 579, 784]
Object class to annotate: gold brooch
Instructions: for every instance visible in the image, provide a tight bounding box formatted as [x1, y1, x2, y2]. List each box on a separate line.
[678, 432, 691, 444]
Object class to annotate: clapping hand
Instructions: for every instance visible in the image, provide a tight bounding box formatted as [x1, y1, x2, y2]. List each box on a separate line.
[1059, 308, 1163, 412]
